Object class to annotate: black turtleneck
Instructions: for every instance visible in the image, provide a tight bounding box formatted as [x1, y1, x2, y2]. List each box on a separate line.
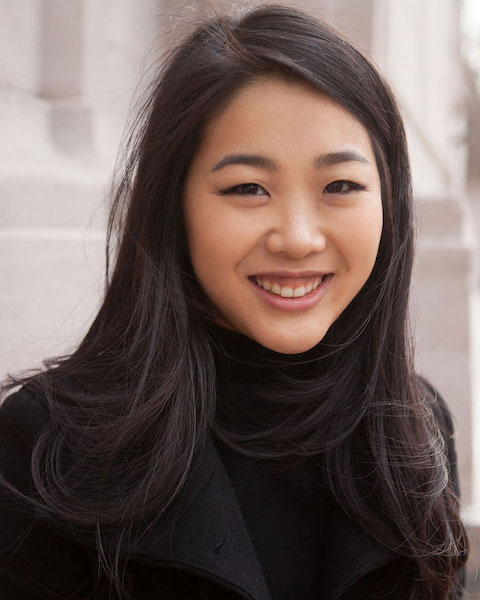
[209, 322, 327, 600]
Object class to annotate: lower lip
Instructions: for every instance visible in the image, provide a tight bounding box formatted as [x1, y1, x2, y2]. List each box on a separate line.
[249, 275, 333, 312]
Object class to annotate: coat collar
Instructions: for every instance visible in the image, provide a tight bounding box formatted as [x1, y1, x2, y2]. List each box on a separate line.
[129, 434, 397, 600]
[131, 435, 272, 599]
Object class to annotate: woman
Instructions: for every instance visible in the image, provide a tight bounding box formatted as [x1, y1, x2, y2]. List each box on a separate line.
[0, 4, 468, 599]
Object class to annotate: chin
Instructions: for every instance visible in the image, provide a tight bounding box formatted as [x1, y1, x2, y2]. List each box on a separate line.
[255, 331, 326, 355]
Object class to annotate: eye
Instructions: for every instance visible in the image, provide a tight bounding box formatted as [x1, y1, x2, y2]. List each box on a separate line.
[324, 180, 366, 194]
[219, 183, 269, 196]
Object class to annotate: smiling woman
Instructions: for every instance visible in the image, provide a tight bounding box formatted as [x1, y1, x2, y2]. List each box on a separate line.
[0, 4, 468, 600]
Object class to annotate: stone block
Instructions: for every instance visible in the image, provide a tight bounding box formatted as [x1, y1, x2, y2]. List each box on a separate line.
[0, 234, 105, 380]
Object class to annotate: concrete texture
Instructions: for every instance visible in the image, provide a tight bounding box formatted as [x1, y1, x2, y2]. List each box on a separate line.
[0, 232, 104, 377]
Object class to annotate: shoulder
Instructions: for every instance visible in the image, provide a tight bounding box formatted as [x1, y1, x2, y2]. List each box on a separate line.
[415, 374, 460, 494]
[1, 384, 49, 436]
[0, 385, 50, 489]
[416, 375, 456, 437]
[0, 372, 91, 486]
[0, 371, 88, 448]
[0, 383, 100, 597]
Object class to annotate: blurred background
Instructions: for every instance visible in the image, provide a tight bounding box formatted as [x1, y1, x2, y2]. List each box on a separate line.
[0, 0, 479, 593]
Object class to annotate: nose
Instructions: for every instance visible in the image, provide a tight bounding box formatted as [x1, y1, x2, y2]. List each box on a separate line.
[265, 202, 327, 258]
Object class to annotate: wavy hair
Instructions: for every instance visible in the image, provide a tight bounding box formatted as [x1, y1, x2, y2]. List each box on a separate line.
[2, 4, 468, 598]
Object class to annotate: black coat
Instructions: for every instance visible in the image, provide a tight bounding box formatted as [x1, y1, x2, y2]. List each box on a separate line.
[0, 385, 463, 599]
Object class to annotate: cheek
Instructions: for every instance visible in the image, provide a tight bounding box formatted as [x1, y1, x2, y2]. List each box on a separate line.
[185, 205, 254, 289]
[185, 201, 220, 271]
[339, 202, 383, 274]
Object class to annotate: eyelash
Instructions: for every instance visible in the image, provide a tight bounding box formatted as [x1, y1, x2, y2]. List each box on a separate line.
[219, 180, 367, 196]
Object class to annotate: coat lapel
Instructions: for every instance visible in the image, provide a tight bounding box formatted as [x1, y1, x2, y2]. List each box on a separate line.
[131, 435, 272, 600]
[317, 498, 397, 599]
[130, 434, 397, 600]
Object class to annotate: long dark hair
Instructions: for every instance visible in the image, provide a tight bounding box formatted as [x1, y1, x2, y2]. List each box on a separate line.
[2, 4, 468, 598]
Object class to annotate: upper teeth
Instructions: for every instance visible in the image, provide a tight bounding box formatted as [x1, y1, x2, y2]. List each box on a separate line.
[255, 277, 322, 298]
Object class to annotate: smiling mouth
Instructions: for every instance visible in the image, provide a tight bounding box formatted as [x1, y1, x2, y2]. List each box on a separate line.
[248, 274, 332, 299]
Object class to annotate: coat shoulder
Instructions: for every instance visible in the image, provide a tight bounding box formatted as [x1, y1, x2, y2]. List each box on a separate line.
[0, 384, 102, 599]
[416, 375, 455, 435]
[416, 374, 460, 491]
[0, 385, 49, 487]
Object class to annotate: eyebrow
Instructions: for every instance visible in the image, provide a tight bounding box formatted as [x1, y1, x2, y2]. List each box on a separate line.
[211, 150, 370, 172]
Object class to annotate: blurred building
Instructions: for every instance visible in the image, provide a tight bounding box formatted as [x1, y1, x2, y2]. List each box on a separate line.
[1, 0, 479, 586]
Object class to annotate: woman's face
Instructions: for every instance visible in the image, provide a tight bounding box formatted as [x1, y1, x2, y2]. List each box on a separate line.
[183, 77, 383, 354]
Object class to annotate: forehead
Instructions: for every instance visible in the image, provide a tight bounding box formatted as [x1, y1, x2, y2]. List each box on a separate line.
[196, 76, 375, 163]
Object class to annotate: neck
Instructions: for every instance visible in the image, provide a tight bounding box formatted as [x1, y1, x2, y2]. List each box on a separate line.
[209, 322, 321, 381]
